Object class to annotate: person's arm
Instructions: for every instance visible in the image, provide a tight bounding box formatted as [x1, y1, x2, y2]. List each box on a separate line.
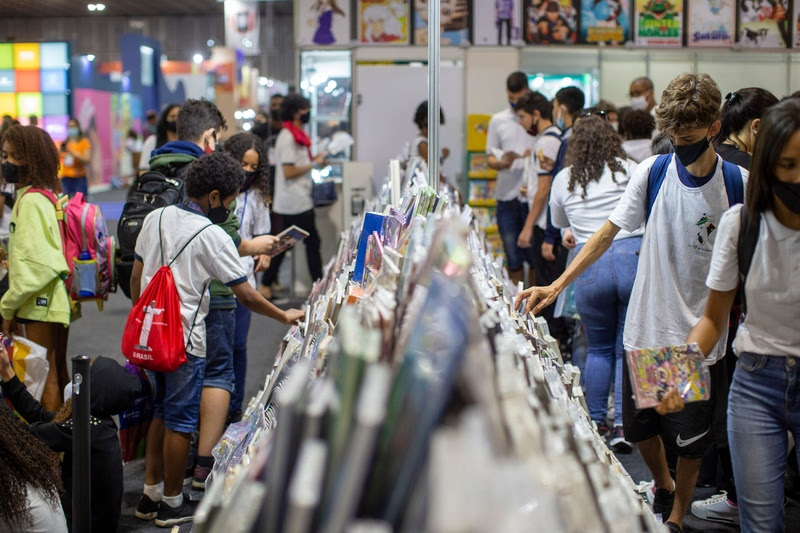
[238, 235, 279, 257]
[687, 288, 738, 358]
[518, 175, 553, 249]
[130, 259, 143, 304]
[515, 219, 621, 314]
[0, 343, 56, 424]
[70, 139, 91, 164]
[230, 282, 304, 325]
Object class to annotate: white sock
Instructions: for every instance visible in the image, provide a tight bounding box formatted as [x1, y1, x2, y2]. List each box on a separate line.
[143, 482, 163, 501]
[162, 493, 184, 509]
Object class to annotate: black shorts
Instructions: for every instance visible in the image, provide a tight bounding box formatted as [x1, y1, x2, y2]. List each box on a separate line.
[622, 353, 728, 459]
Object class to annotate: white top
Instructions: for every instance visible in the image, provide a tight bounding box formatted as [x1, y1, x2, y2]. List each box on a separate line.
[550, 158, 644, 244]
[622, 139, 653, 163]
[608, 154, 749, 364]
[0, 485, 68, 533]
[139, 135, 157, 170]
[273, 128, 313, 215]
[706, 204, 800, 357]
[525, 126, 563, 230]
[235, 188, 272, 288]
[486, 108, 534, 202]
[135, 205, 247, 358]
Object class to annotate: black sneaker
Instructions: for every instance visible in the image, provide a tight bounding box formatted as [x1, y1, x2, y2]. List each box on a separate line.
[135, 494, 159, 520]
[653, 486, 675, 521]
[154, 493, 198, 528]
[608, 426, 634, 454]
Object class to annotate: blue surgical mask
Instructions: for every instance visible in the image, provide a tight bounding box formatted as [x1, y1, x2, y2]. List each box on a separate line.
[67, 127, 79, 138]
[509, 100, 517, 110]
[555, 109, 565, 131]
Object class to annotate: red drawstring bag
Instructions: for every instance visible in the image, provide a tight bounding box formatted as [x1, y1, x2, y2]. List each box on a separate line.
[121, 209, 211, 373]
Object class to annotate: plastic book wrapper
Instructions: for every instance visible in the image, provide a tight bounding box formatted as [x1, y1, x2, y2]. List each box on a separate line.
[625, 343, 710, 410]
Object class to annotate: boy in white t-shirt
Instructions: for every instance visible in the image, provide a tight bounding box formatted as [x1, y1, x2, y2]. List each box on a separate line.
[517, 73, 748, 532]
[130, 152, 304, 527]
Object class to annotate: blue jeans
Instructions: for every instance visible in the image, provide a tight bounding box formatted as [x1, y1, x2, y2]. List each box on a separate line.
[230, 301, 252, 415]
[203, 307, 235, 392]
[61, 176, 88, 198]
[573, 237, 641, 426]
[496, 199, 535, 271]
[147, 353, 205, 434]
[728, 352, 800, 532]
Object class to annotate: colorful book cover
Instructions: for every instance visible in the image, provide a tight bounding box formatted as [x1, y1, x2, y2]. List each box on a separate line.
[634, 0, 684, 46]
[412, 0, 471, 45]
[580, 0, 631, 44]
[468, 153, 497, 178]
[737, 0, 791, 48]
[524, 0, 578, 43]
[687, 0, 736, 46]
[295, 0, 352, 46]
[468, 180, 497, 204]
[466, 114, 492, 152]
[353, 212, 386, 284]
[626, 343, 711, 410]
[473, 0, 524, 45]
[358, 0, 410, 44]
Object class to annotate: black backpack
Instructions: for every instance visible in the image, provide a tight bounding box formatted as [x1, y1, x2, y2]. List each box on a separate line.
[737, 206, 761, 317]
[116, 165, 188, 298]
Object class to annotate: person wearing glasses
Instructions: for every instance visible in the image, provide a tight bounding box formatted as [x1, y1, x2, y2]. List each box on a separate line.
[517, 74, 748, 533]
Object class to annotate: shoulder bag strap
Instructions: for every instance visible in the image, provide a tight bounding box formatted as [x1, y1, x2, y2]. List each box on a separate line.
[737, 206, 761, 316]
[721, 160, 744, 207]
[646, 154, 672, 222]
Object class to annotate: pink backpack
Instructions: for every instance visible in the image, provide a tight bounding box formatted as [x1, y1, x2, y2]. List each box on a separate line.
[20, 190, 115, 306]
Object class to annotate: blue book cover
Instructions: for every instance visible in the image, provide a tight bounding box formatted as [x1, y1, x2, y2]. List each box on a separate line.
[353, 212, 386, 283]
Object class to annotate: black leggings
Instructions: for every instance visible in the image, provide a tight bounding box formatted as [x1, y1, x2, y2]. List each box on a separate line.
[262, 208, 323, 285]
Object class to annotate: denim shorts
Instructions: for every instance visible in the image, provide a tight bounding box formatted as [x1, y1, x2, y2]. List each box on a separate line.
[203, 307, 235, 393]
[147, 353, 205, 434]
[496, 198, 535, 271]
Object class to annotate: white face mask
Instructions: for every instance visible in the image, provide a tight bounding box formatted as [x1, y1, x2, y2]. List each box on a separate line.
[64, 381, 72, 403]
[630, 95, 649, 111]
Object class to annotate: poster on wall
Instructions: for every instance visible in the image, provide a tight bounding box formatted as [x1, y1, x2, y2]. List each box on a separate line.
[224, 0, 261, 54]
[580, 0, 631, 44]
[737, 0, 791, 48]
[687, 0, 735, 46]
[523, 0, 579, 44]
[412, 0, 470, 45]
[634, 0, 684, 46]
[474, 0, 524, 45]
[358, 0, 410, 44]
[296, 0, 352, 46]
[795, 0, 800, 47]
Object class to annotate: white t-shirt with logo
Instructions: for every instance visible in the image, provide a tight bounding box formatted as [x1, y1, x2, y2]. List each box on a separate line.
[273, 128, 313, 215]
[235, 189, 272, 288]
[525, 126, 563, 230]
[550, 158, 643, 244]
[134, 205, 247, 358]
[486, 108, 534, 202]
[608, 154, 749, 364]
[706, 204, 800, 357]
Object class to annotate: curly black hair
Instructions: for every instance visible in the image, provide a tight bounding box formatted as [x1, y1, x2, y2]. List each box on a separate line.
[223, 132, 270, 205]
[177, 99, 227, 144]
[1, 125, 62, 193]
[621, 110, 656, 140]
[565, 115, 628, 199]
[185, 151, 245, 199]
[0, 407, 64, 527]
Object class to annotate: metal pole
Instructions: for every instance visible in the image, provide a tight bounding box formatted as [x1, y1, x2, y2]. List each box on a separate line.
[427, 0, 440, 186]
[72, 355, 91, 533]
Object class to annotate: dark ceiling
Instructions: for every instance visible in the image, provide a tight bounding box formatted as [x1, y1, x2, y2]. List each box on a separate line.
[0, 0, 292, 18]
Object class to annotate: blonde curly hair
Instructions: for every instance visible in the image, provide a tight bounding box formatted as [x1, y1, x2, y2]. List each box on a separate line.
[654, 73, 721, 138]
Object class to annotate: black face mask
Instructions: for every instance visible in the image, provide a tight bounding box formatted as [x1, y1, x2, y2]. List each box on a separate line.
[164, 120, 177, 133]
[1, 161, 24, 184]
[774, 179, 800, 214]
[300, 112, 311, 125]
[673, 136, 711, 167]
[270, 109, 281, 122]
[207, 199, 230, 224]
[243, 171, 256, 190]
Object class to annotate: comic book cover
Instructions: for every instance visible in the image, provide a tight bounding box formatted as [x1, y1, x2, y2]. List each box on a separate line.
[358, 0, 410, 44]
[295, 0, 352, 46]
[524, 0, 579, 44]
[468, 180, 497, 205]
[581, 0, 631, 44]
[626, 343, 711, 410]
[412, 0, 470, 45]
[738, 0, 791, 48]
[474, 0, 525, 45]
[688, 0, 736, 46]
[634, 0, 684, 46]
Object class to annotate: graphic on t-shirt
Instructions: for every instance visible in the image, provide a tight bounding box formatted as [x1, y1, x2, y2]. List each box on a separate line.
[136, 301, 164, 352]
[694, 213, 717, 247]
[635, 0, 683, 45]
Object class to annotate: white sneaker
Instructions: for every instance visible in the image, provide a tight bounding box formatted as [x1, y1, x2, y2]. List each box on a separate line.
[691, 492, 740, 525]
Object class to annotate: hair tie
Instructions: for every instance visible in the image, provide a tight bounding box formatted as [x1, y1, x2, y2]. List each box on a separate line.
[726, 92, 739, 102]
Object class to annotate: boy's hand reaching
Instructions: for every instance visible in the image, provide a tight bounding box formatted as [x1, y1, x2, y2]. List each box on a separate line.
[250, 235, 280, 255]
[282, 308, 305, 326]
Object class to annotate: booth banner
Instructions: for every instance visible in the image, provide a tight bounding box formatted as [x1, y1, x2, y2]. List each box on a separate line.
[634, 0, 683, 46]
[412, 0, 471, 45]
[224, 0, 261, 55]
[738, 0, 791, 47]
[580, 0, 631, 44]
[687, 0, 735, 46]
[524, 0, 578, 44]
[296, 0, 352, 46]
[358, 0, 410, 44]
[473, 0, 524, 46]
[73, 89, 113, 187]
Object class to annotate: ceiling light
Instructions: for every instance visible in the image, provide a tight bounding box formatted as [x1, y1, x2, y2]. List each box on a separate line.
[95, 3, 105, 10]
[87, 4, 96, 11]
[234, 111, 243, 120]
[243, 122, 252, 131]
[193, 53, 204, 64]
[207, 39, 215, 47]
[258, 76, 268, 86]
[86, 54, 96, 62]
